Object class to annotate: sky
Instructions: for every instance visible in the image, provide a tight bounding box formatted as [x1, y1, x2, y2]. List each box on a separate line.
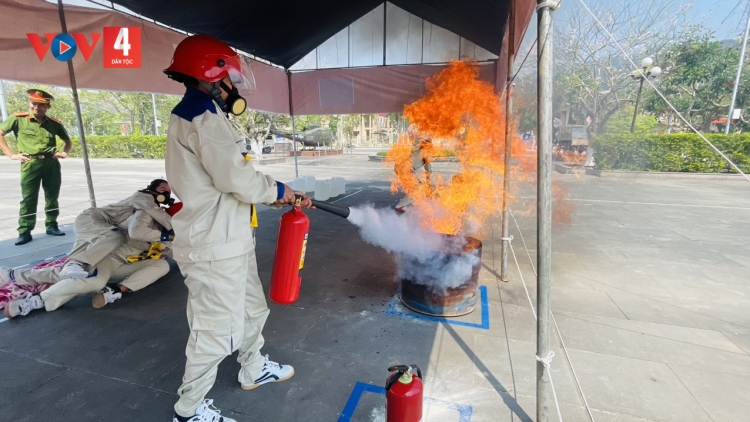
[686, 0, 748, 40]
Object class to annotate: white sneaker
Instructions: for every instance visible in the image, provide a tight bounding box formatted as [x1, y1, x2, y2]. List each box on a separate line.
[92, 286, 122, 309]
[0, 266, 15, 288]
[4, 294, 44, 318]
[60, 261, 88, 279]
[172, 399, 236, 422]
[241, 354, 295, 390]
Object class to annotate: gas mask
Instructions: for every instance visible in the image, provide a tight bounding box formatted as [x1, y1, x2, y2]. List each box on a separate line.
[200, 79, 247, 116]
[143, 190, 175, 206]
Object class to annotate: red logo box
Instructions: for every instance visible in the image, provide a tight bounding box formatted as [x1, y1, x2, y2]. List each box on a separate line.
[103, 27, 141, 68]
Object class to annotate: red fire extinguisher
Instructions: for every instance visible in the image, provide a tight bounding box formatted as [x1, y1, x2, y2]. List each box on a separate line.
[386, 365, 423, 422]
[270, 196, 310, 304]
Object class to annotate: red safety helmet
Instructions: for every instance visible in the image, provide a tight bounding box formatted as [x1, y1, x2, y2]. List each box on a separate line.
[164, 35, 244, 83]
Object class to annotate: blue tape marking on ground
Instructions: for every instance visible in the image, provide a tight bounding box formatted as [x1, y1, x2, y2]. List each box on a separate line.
[385, 286, 490, 330]
[338, 382, 369, 422]
[338, 382, 473, 422]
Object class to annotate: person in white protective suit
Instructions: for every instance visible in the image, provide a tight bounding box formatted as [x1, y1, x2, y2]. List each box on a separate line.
[163, 34, 313, 422]
[58, 179, 174, 279]
[1, 201, 179, 318]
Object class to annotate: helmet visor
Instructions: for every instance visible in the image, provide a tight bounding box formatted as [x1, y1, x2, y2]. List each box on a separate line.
[226, 55, 257, 97]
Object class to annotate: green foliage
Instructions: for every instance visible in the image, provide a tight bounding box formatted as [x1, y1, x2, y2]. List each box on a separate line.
[643, 34, 747, 131]
[592, 133, 750, 173]
[339, 114, 362, 140]
[1, 135, 167, 158]
[603, 105, 658, 136]
[64, 136, 167, 159]
[2, 81, 180, 137]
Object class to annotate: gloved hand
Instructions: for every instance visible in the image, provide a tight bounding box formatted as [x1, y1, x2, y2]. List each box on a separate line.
[160, 229, 175, 242]
[166, 202, 183, 216]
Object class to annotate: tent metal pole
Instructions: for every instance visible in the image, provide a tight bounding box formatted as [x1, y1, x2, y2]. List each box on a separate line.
[500, 5, 515, 282]
[151, 94, 159, 135]
[0, 80, 8, 121]
[536, 1, 554, 421]
[726, 7, 750, 134]
[58, 0, 96, 208]
[287, 70, 299, 178]
[383, 2, 387, 65]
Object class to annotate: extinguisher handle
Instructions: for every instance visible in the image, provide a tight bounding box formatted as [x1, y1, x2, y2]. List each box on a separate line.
[388, 365, 411, 373]
[412, 364, 423, 380]
[293, 194, 303, 207]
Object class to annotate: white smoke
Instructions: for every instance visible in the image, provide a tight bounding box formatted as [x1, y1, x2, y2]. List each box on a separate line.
[347, 205, 480, 293]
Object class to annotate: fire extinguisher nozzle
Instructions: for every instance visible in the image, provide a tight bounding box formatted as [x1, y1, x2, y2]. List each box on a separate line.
[311, 199, 350, 218]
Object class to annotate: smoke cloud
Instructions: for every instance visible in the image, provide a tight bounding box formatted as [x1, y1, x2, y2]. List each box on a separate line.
[347, 205, 480, 293]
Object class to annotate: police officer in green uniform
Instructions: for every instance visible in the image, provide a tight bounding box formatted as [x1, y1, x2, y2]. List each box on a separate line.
[0, 89, 72, 245]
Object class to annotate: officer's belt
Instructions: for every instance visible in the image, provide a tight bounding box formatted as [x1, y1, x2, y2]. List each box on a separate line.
[27, 154, 53, 160]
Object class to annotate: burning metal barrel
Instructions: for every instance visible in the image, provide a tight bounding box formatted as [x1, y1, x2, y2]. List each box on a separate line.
[397, 236, 482, 317]
[311, 200, 482, 316]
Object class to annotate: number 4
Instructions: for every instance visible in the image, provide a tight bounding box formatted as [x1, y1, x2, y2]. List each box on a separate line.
[114, 27, 131, 57]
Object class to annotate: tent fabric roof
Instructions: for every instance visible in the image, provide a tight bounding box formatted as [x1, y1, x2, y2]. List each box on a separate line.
[107, 0, 511, 69]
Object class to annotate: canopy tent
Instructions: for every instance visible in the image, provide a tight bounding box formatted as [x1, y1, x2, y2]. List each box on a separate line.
[0, 0, 536, 114]
[0, 1, 560, 418]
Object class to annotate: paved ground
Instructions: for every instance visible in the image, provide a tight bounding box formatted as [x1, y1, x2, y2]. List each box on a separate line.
[0, 155, 748, 422]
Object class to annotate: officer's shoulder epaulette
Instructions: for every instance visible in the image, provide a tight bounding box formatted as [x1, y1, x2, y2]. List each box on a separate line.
[48, 117, 62, 124]
[13, 112, 29, 117]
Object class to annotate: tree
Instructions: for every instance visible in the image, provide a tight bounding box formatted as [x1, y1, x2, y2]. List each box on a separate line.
[554, 0, 693, 136]
[339, 114, 362, 141]
[642, 34, 748, 132]
[1, 81, 181, 137]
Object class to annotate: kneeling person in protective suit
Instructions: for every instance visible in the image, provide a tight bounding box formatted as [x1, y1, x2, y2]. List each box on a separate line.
[2, 203, 178, 318]
[59, 179, 174, 279]
[164, 34, 313, 422]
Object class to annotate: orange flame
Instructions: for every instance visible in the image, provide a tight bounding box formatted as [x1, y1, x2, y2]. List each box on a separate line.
[386, 61, 507, 235]
[556, 150, 586, 165]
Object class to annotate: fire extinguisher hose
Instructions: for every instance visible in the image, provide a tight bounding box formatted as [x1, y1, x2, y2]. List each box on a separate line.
[310, 199, 350, 219]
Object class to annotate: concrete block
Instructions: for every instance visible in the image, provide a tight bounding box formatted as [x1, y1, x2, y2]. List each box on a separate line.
[315, 180, 330, 201]
[331, 177, 346, 196]
[304, 175, 316, 192]
[291, 177, 306, 192]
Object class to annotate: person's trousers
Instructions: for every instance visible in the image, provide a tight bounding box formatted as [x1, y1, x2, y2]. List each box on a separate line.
[68, 211, 125, 267]
[18, 157, 61, 234]
[174, 250, 270, 418]
[15, 256, 169, 311]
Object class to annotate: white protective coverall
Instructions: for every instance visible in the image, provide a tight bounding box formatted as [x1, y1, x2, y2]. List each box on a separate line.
[166, 87, 283, 417]
[68, 191, 173, 268]
[13, 209, 172, 311]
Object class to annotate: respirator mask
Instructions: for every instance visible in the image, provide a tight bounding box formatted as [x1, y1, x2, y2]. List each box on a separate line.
[143, 190, 175, 206]
[200, 74, 247, 116]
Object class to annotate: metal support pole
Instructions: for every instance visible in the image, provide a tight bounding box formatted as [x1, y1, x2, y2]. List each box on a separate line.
[151, 94, 159, 135]
[726, 8, 750, 134]
[287, 70, 299, 178]
[58, 0, 96, 207]
[383, 2, 387, 65]
[0, 80, 8, 121]
[500, 7, 515, 282]
[630, 77, 645, 133]
[536, 1, 554, 421]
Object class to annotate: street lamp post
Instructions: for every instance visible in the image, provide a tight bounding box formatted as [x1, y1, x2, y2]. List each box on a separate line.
[630, 57, 661, 133]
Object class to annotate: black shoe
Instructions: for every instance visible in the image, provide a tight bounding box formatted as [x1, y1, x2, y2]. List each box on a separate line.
[46, 227, 65, 236]
[15, 233, 32, 246]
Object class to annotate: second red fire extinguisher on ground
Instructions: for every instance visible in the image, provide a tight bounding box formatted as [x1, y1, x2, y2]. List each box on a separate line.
[270, 196, 310, 304]
[386, 364, 423, 422]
